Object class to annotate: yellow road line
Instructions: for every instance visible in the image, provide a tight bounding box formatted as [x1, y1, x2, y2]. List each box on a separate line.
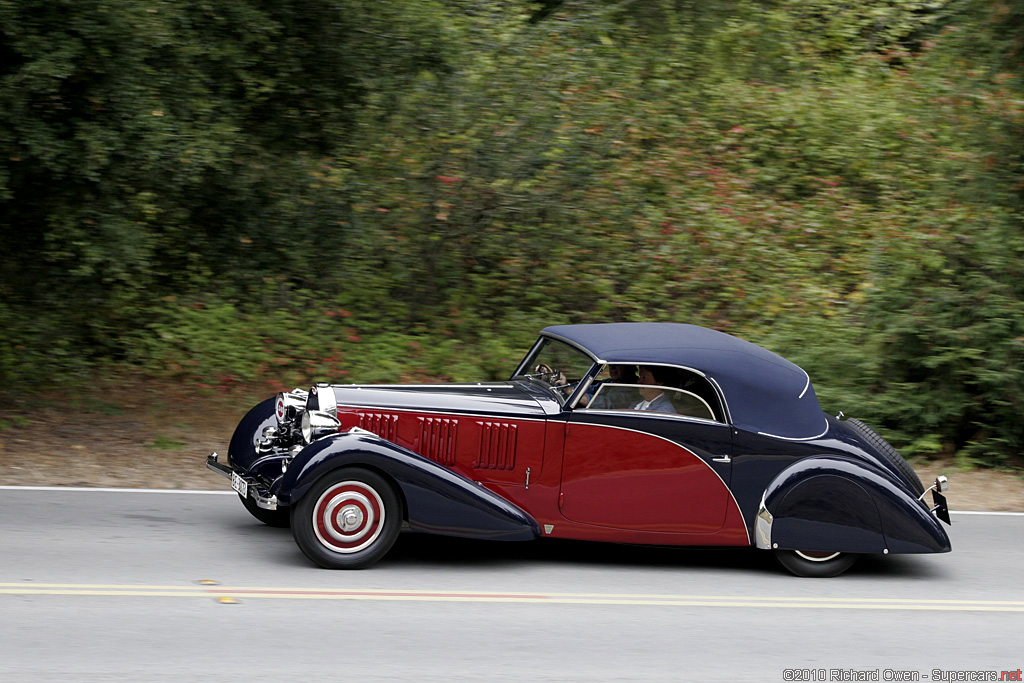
[2, 583, 1023, 611]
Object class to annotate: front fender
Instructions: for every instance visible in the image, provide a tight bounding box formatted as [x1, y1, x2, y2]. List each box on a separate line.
[224, 396, 296, 486]
[757, 456, 950, 555]
[227, 397, 276, 470]
[272, 432, 540, 542]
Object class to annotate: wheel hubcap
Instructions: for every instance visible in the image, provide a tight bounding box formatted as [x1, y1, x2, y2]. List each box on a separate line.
[338, 504, 364, 532]
[312, 481, 385, 554]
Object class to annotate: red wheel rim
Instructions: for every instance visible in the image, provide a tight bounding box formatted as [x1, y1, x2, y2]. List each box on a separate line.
[312, 481, 386, 554]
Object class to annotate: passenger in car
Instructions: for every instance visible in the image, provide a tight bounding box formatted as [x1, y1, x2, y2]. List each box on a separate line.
[632, 366, 679, 413]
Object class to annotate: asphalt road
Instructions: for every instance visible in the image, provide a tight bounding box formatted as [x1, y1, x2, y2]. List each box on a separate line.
[1, 487, 1021, 682]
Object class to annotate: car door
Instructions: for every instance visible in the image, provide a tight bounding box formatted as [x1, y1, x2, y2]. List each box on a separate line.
[559, 407, 734, 535]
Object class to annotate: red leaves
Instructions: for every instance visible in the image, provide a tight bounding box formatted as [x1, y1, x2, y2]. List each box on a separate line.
[325, 309, 352, 318]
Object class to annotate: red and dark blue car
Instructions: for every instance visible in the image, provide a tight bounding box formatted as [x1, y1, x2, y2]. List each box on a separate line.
[207, 323, 951, 577]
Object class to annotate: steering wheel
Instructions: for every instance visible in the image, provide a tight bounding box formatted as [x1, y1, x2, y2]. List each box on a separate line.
[535, 363, 574, 394]
[534, 363, 561, 384]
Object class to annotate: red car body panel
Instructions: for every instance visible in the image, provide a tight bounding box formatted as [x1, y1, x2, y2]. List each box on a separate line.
[334, 404, 749, 546]
[560, 423, 731, 534]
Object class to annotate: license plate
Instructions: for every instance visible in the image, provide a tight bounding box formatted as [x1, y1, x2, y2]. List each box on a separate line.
[231, 472, 248, 499]
[932, 490, 951, 525]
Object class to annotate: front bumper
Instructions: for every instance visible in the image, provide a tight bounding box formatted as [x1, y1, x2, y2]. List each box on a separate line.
[206, 452, 280, 510]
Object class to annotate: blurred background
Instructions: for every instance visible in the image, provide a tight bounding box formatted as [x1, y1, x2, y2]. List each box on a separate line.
[1, 0, 1022, 470]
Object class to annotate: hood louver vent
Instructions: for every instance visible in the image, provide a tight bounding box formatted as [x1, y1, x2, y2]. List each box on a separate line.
[476, 421, 517, 470]
[358, 412, 399, 441]
[418, 417, 458, 466]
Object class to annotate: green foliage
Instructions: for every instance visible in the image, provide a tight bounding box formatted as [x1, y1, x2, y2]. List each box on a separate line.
[145, 434, 186, 451]
[0, 415, 30, 430]
[2, 0, 1023, 466]
[865, 216, 1024, 463]
[0, 0, 454, 375]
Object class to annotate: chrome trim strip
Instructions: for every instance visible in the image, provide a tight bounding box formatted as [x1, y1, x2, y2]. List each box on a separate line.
[511, 337, 549, 378]
[535, 332, 602, 364]
[574, 362, 732, 427]
[205, 452, 231, 479]
[756, 418, 830, 442]
[579, 406, 723, 427]
[918, 475, 950, 502]
[795, 550, 841, 562]
[332, 403, 553, 424]
[335, 383, 517, 389]
[706, 376, 733, 425]
[565, 366, 602, 410]
[584, 383, 717, 421]
[253, 492, 279, 510]
[798, 370, 810, 399]
[755, 491, 773, 550]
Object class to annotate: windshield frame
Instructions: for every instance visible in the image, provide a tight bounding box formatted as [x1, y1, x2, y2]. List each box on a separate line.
[510, 335, 601, 407]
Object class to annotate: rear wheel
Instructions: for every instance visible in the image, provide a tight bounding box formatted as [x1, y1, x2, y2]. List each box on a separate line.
[239, 493, 290, 528]
[846, 418, 924, 494]
[774, 549, 859, 577]
[291, 467, 401, 569]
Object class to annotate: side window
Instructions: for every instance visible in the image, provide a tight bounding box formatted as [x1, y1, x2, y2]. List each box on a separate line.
[663, 386, 717, 421]
[672, 369, 724, 421]
[578, 364, 640, 410]
[586, 382, 642, 411]
[581, 364, 724, 422]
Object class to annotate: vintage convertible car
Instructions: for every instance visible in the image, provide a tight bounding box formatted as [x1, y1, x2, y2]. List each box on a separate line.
[206, 322, 951, 577]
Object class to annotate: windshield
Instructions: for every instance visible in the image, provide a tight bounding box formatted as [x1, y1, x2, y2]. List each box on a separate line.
[512, 337, 596, 404]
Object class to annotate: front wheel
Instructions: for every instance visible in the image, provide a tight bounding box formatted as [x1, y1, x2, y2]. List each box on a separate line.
[291, 467, 402, 569]
[774, 549, 859, 577]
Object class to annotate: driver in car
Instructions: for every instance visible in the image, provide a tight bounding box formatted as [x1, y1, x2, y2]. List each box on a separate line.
[581, 364, 639, 409]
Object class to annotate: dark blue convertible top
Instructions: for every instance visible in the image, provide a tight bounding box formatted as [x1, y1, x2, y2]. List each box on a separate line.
[542, 323, 828, 440]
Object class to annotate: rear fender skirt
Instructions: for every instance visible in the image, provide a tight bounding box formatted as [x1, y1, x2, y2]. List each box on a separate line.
[758, 456, 950, 555]
[272, 432, 540, 542]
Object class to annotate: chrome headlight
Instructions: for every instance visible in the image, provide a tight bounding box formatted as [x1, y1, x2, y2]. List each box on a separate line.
[275, 388, 308, 425]
[307, 382, 338, 415]
[300, 409, 341, 443]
